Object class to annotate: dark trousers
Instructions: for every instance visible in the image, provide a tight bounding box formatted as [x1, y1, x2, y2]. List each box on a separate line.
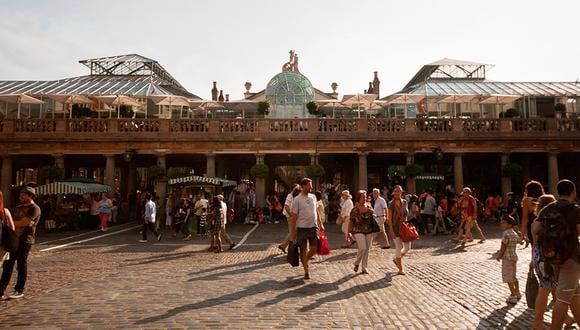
[0, 243, 32, 295]
[142, 222, 160, 240]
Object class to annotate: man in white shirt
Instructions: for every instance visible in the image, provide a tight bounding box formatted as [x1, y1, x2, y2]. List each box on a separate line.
[340, 190, 355, 248]
[139, 193, 162, 242]
[420, 190, 437, 234]
[217, 194, 236, 250]
[278, 185, 301, 253]
[291, 178, 324, 280]
[372, 188, 391, 249]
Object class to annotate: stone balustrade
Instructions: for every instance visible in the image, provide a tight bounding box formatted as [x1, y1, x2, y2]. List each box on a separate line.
[0, 118, 577, 140]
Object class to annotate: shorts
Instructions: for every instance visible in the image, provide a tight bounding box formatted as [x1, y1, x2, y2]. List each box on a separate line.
[502, 259, 517, 283]
[376, 216, 386, 232]
[466, 216, 477, 227]
[296, 227, 318, 248]
[341, 218, 350, 235]
[555, 258, 580, 304]
[532, 246, 558, 288]
[165, 215, 173, 226]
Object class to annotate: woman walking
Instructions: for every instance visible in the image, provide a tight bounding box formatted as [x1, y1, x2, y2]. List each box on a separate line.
[520, 180, 544, 246]
[207, 197, 224, 253]
[349, 190, 375, 274]
[387, 185, 411, 275]
[0, 191, 16, 262]
[340, 190, 355, 248]
[98, 193, 112, 232]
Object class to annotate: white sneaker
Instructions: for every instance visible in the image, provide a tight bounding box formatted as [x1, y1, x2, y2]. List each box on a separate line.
[8, 291, 23, 299]
[138, 239, 147, 243]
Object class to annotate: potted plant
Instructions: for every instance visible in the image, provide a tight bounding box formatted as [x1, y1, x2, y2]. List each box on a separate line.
[500, 108, 520, 118]
[306, 101, 320, 116]
[257, 101, 271, 116]
[71, 104, 94, 118]
[39, 165, 64, 183]
[305, 164, 325, 178]
[250, 164, 269, 178]
[403, 163, 425, 179]
[167, 167, 187, 179]
[148, 165, 167, 181]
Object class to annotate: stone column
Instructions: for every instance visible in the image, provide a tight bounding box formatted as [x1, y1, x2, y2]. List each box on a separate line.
[547, 152, 559, 196]
[406, 152, 416, 194]
[104, 154, 116, 188]
[500, 153, 511, 201]
[453, 153, 464, 192]
[255, 154, 265, 205]
[1, 156, 13, 208]
[358, 152, 368, 191]
[155, 153, 167, 215]
[206, 153, 216, 178]
[126, 158, 137, 202]
[53, 153, 65, 170]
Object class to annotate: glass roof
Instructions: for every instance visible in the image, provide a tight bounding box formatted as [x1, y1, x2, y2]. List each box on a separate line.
[402, 80, 580, 97]
[265, 72, 314, 105]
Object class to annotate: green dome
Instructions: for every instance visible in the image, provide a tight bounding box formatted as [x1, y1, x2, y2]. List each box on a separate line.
[265, 72, 314, 105]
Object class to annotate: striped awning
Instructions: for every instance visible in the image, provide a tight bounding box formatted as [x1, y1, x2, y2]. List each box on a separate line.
[168, 175, 237, 188]
[36, 182, 112, 195]
[415, 175, 445, 180]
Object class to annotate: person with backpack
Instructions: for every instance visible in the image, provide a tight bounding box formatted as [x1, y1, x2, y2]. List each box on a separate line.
[536, 179, 580, 330]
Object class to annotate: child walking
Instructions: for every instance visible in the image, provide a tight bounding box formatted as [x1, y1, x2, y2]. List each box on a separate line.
[495, 214, 521, 304]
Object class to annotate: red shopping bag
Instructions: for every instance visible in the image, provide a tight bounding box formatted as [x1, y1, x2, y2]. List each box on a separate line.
[317, 230, 330, 255]
[399, 221, 420, 243]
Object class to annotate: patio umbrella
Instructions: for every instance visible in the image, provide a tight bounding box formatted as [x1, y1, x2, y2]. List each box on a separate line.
[225, 99, 259, 118]
[95, 95, 143, 118]
[150, 95, 190, 118]
[437, 94, 478, 117]
[317, 99, 343, 118]
[341, 94, 377, 118]
[476, 94, 521, 118]
[0, 94, 45, 119]
[45, 94, 93, 118]
[188, 99, 224, 118]
[382, 93, 426, 118]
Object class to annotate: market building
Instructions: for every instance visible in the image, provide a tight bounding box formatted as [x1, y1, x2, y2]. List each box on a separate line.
[0, 52, 579, 209]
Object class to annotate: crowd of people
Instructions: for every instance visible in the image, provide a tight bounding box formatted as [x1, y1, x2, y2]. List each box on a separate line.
[0, 176, 577, 329]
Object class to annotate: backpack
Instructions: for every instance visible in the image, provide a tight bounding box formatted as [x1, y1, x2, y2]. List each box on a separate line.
[537, 202, 579, 265]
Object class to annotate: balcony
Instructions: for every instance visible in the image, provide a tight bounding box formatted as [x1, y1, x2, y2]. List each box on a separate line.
[0, 118, 578, 141]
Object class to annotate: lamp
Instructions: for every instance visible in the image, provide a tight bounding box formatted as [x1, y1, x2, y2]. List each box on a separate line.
[124, 149, 136, 162]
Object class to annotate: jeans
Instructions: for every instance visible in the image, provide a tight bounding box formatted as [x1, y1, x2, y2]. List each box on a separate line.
[142, 222, 160, 241]
[0, 243, 32, 295]
[354, 233, 373, 271]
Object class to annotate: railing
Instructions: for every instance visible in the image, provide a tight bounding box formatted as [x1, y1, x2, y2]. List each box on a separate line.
[170, 119, 208, 133]
[557, 118, 580, 132]
[462, 119, 500, 132]
[368, 119, 405, 133]
[512, 118, 547, 132]
[0, 118, 577, 139]
[416, 119, 452, 132]
[67, 119, 109, 133]
[15, 119, 56, 133]
[118, 119, 160, 133]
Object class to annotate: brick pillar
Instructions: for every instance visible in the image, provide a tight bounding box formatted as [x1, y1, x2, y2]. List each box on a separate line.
[453, 153, 464, 192]
[1, 156, 13, 208]
[547, 152, 559, 196]
[406, 152, 416, 194]
[104, 154, 116, 188]
[500, 153, 511, 201]
[255, 154, 265, 205]
[358, 152, 368, 191]
[206, 153, 216, 177]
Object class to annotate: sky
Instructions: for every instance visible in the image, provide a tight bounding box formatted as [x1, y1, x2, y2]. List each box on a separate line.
[0, 0, 579, 100]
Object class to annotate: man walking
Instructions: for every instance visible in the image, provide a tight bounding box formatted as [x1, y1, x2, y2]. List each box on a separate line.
[217, 194, 236, 250]
[139, 193, 162, 243]
[278, 184, 301, 253]
[0, 186, 41, 299]
[372, 188, 391, 249]
[290, 178, 324, 279]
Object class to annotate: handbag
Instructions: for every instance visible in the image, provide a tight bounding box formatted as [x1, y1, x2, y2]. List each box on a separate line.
[1, 224, 20, 253]
[399, 221, 420, 242]
[317, 230, 330, 255]
[287, 241, 300, 267]
[336, 216, 343, 225]
[525, 268, 539, 308]
[370, 218, 381, 233]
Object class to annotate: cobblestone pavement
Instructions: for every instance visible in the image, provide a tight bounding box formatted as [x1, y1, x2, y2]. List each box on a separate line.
[0, 221, 559, 329]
